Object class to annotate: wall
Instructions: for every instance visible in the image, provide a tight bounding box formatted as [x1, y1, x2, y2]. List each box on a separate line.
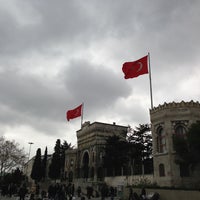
[105, 175, 154, 187]
[106, 175, 200, 200]
[124, 187, 200, 200]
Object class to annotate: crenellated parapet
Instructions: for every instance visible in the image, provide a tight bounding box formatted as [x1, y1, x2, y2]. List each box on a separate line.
[150, 100, 200, 114]
[77, 121, 127, 137]
[77, 121, 128, 150]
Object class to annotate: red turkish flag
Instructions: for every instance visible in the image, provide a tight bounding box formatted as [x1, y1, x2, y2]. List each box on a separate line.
[122, 55, 148, 79]
[66, 104, 82, 121]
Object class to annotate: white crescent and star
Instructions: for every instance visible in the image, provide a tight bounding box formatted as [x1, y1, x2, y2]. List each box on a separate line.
[130, 61, 143, 72]
[137, 62, 143, 72]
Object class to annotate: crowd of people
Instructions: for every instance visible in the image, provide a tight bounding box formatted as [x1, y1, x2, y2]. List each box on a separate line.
[0, 182, 118, 200]
[46, 183, 118, 200]
[47, 183, 75, 200]
[128, 187, 160, 200]
[0, 182, 159, 200]
[1, 182, 28, 200]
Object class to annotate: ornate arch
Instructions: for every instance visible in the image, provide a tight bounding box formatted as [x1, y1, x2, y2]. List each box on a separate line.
[156, 125, 166, 153]
[172, 121, 188, 138]
[159, 163, 165, 177]
[81, 150, 90, 179]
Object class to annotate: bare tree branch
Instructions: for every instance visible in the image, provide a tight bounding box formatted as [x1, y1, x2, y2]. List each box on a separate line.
[0, 136, 26, 176]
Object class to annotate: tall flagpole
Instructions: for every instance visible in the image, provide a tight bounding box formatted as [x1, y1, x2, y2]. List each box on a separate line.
[81, 102, 84, 128]
[148, 52, 154, 109]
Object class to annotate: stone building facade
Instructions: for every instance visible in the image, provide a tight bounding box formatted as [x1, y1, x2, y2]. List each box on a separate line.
[64, 100, 200, 188]
[150, 101, 200, 187]
[64, 121, 128, 183]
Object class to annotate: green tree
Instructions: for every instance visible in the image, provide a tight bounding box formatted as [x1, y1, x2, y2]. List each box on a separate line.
[60, 140, 73, 180]
[103, 124, 152, 176]
[12, 167, 25, 185]
[41, 147, 48, 180]
[31, 148, 42, 183]
[174, 122, 200, 170]
[173, 134, 189, 163]
[187, 122, 200, 165]
[103, 135, 129, 176]
[127, 124, 153, 174]
[48, 139, 61, 181]
[2, 168, 24, 185]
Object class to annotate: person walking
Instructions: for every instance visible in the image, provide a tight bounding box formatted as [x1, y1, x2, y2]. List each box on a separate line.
[101, 184, 107, 200]
[140, 187, 147, 200]
[18, 184, 27, 200]
[128, 187, 134, 200]
[110, 186, 115, 200]
[77, 186, 82, 197]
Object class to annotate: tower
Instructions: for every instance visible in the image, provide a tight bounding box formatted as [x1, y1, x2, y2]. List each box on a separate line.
[64, 121, 127, 184]
[150, 101, 200, 187]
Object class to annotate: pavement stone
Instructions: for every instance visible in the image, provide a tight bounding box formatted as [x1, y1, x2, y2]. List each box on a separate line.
[0, 196, 16, 200]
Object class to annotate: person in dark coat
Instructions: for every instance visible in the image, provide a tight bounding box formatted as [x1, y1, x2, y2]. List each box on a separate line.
[77, 186, 82, 197]
[150, 192, 160, 200]
[86, 186, 93, 199]
[18, 184, 27, 200]
[35, 183, 40, 197]
[48, 184, 56, 199]
[128, 187, 134, 200]
[110, 186, 115, 200]
[140, 187, 147, 200]
[101, 184, 107, 200]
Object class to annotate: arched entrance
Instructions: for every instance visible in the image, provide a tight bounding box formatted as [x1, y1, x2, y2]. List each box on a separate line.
[82, 151, 89, 179]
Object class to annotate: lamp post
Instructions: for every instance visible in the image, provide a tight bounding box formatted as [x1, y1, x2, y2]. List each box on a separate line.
[28, 142, 34, 161]
[26, 142, 34, 179]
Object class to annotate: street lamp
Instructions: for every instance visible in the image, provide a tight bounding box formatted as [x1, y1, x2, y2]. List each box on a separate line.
[26, 142, 34, 178]
[28, 142, 34, 161]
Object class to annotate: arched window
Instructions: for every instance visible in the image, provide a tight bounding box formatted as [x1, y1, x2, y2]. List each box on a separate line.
[159, 164, 165, 177]
[156, 126, 166, 153]
[175, 125, 186, 138]
[82, 152, 89, 179]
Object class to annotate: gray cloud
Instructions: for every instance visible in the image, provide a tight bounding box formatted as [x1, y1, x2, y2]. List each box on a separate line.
[63, 59, 131, 109]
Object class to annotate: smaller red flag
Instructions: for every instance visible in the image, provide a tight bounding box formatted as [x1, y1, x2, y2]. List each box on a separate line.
[66, 104, 82, 121]
[122, 55, 148, 79]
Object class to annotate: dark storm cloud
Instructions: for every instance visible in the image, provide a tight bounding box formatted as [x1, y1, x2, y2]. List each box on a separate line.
[62, 59, 132, 117]
[0, 58, 131, 134]
[0, 1, 92, 55]
[1, 0, 199, 64]
[0, 69, 67, 126]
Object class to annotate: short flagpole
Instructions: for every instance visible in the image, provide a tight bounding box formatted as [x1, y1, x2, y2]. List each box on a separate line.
[148, 52, 154, 109]
[81, 102, 84, 128]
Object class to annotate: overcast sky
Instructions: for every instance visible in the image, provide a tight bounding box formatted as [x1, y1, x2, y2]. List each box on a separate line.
[0, 0, 200, 158]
